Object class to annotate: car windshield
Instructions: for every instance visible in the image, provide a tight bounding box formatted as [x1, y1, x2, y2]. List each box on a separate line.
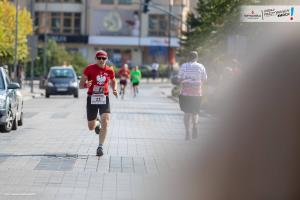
[0, 71, 5, 90]
[50, 68, 75, 78]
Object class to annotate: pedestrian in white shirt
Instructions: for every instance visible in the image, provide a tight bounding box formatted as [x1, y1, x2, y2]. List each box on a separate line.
[178, 51, 207, 140]
[151, 61, 159, 80]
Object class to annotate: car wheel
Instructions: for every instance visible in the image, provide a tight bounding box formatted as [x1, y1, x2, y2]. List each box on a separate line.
[46, 93, 50, 98]
[0, 109, 13, 132]
[12, 115, 18, 130]
[18, 112, 23, 126]
[74, 93, 78, 98]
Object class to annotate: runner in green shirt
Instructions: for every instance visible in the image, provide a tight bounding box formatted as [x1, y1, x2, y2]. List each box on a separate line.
[130, 66, 142, 97]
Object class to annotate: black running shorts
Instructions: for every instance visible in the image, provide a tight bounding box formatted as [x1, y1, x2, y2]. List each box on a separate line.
[86, 96, 110, 121]
[120, 79, 127, 86]
[179, 95, 202, 114]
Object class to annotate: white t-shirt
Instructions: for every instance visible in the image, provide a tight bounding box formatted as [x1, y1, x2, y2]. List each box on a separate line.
[178, 61, 207, 96]
[151, 63, 159, 71]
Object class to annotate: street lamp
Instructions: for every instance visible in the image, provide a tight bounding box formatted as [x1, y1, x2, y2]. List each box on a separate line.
[13, 0, 19, 80]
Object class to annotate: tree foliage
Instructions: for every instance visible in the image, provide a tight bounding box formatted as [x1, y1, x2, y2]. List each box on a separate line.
[181, 0, 244, 56]
[0, 0, 33, 64]
[179, 0, 261, 83]
[34, 40, 88, 76]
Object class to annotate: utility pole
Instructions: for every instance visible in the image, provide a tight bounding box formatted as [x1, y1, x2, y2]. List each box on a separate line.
[167, 0, 173, 77]
[30, 0, 35, 93]
[13, 0, 19, 80]
[43, 0, 48, 77]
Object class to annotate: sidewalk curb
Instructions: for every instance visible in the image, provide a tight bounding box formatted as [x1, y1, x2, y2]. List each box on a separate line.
[22, 92, 44, 101]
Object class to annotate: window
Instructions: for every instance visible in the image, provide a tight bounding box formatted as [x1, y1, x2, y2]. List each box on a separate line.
[118, 0, 131, 5]
[63, 13, 72, 34]
[50, 68, 75, 78]
[34, 12, 39, 28]
[148, 15, 168, 36]
[74, 13, 81, 34]
[36, 0, 82, 2]
[36, 12, 81, 35]
[0, 73, 5, 90]
[101, 0, 114, 4]
[51, 12, 61, 33]
[148, 14, 179, 37]
[173, 0, 182, 5]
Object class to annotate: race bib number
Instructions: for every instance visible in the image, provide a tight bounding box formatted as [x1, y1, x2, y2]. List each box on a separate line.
[91, 94, 106, 105]
[93, 85, 104, 94]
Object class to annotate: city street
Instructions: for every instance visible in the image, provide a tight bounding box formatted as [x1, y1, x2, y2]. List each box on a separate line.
[0, 81, 212, 200]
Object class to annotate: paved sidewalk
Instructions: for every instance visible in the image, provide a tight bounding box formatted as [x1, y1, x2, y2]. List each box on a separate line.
[20, 81, 44, 101]
[0, 81, 212, 200]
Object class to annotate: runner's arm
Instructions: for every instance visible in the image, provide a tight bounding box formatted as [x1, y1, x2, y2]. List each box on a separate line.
[79, 74, 88, 89]
[110, 78, 117, 91]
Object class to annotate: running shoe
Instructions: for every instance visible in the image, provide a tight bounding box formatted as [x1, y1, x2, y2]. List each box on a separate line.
[96, 146, 103, 156]
[95, 124, 101, 135]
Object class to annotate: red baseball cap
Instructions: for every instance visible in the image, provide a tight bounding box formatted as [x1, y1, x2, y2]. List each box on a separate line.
[95, 50, 108, 57]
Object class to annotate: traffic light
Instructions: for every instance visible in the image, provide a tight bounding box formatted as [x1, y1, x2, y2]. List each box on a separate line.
[143, 0, 151, 13]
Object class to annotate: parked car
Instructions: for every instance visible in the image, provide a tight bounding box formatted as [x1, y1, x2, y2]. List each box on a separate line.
[0, 66, 23, 132]
[45, 66, 79, 98]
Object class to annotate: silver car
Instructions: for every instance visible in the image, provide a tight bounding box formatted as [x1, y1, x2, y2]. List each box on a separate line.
[0, 67, 23, 132]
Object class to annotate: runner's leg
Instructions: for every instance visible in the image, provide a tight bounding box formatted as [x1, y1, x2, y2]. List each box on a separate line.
[184, 113, 192, 140]
[121, 84, 125, 99]
[88, 120, 97, 130]
[99, 113, 110, 144]
[192, 113, 199, 139]
[87, 97, 98, 131]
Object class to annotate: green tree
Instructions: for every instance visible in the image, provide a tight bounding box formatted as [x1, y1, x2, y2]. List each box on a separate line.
[179, 0, 261, 84]
[181, 0, 243, 56]
[0, 0, 32, 64]
[34, 40, 88, 76]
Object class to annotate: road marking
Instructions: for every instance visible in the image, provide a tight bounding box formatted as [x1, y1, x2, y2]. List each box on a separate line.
[3, 193, 36, 196]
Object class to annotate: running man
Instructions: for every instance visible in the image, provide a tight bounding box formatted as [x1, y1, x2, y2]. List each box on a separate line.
[79, 50, 118, 156]
[178, 51, 207, 140]
[130, 66, 142, 97]
[118, 64, 130, 99]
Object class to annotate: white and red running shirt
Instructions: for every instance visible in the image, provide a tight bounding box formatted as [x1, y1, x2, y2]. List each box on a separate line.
[178, 61, 207, 96]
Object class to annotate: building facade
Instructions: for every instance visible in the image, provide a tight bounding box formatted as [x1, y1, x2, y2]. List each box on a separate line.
[13, 0, 192, 67]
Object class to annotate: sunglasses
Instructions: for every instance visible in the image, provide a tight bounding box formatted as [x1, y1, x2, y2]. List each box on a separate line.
[96, 57, 107, 60]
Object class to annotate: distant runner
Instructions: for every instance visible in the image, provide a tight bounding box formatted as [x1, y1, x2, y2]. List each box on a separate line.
[178, 51, 207, 140]
[118, 64, 130, 99]
[130, 66, 142, 97]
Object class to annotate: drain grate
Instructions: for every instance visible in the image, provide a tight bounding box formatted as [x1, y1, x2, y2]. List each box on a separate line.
[34, 157, 76, 171]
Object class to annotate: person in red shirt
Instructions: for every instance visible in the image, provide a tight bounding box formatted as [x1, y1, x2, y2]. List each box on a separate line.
[79, 50, 118, 156]
[118, 64, 130, 99]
